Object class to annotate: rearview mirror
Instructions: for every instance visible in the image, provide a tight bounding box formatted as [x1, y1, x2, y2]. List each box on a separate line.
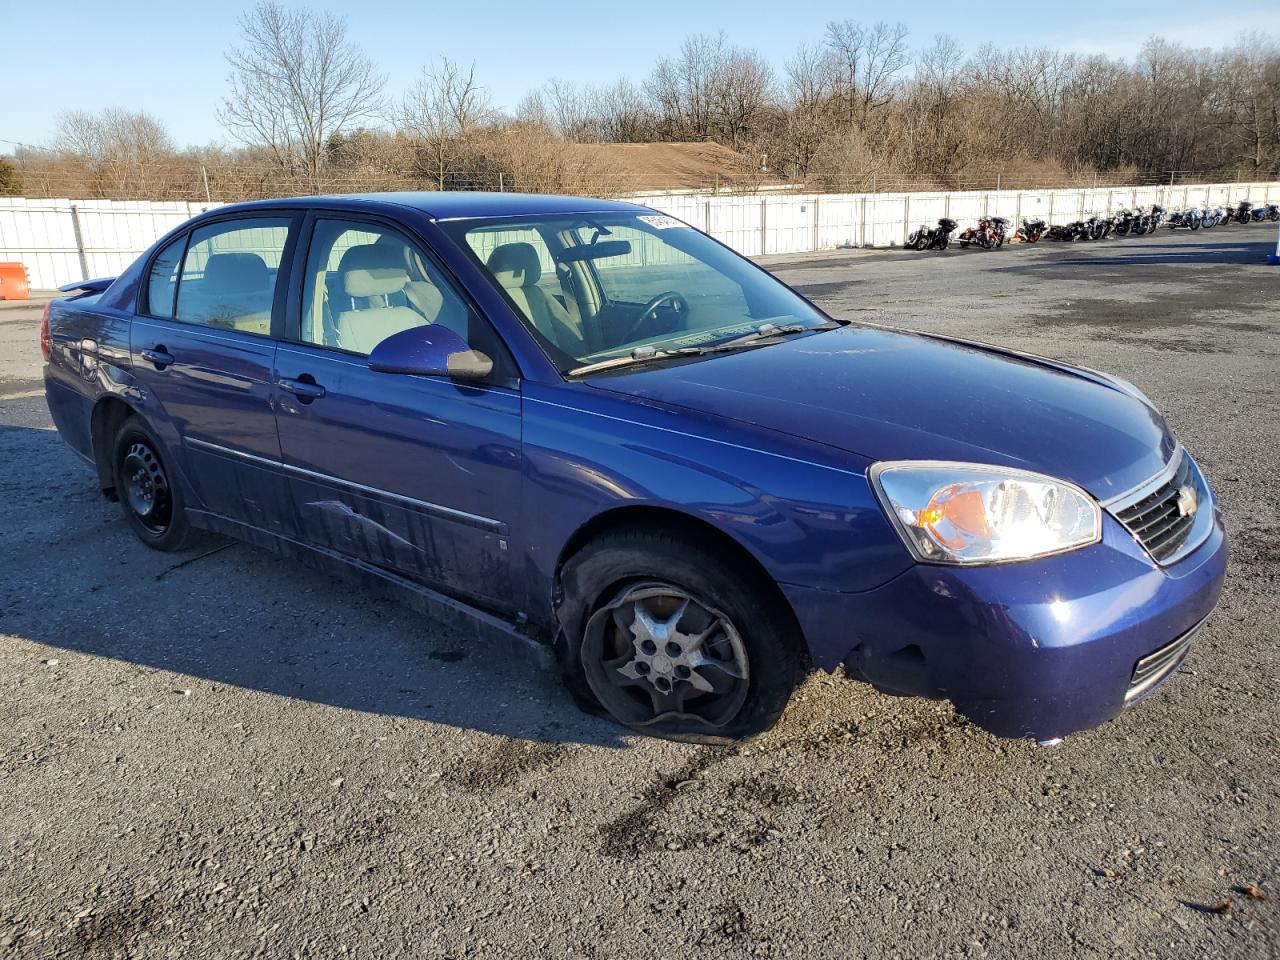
[367, 325, 493, 380]
[556, 239, 632, 263]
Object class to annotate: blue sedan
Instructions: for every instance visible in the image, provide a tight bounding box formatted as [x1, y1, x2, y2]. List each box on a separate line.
[41, 192, 1226, 744]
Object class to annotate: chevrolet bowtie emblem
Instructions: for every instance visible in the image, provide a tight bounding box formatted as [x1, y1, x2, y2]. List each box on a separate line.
[1176, 484, 1198, 518]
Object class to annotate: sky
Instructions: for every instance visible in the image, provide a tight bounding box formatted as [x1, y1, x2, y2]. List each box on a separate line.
[3, 0, 1278, 152]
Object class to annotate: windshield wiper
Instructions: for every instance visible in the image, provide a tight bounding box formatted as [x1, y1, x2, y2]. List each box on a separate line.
[566, 321, 841, 378]
[712, 320, 840, 350]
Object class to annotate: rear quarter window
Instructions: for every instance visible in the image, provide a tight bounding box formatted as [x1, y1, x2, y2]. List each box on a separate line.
[145, 235, 186, 318]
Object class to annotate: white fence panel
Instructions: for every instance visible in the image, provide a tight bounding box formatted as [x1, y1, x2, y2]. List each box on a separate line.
[861, 195, 904, 248]
[986, 191, 1023, 221]
[816, 195, 862, 248]
[3, 181, 1278, 289]
[945, 192, 986, 231]
[763, 196, 819, 255]
[1018, 192, 1054, 224]
[642, 194, 707, 231]
[706, 196, 763, 257]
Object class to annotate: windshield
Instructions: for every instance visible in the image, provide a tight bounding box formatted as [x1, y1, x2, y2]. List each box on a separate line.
[441, 212, 832, 373]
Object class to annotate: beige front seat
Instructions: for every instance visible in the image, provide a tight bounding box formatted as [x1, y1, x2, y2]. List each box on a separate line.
[486, 243, 584, 354]
[190, 252, 272, 333]
[334, 244, 426, 355]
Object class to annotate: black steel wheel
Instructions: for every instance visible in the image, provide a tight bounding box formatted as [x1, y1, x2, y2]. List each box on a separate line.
[113, 417, 197, 551]
[557, 529, 805, 743]
[121, 440, 172, 534]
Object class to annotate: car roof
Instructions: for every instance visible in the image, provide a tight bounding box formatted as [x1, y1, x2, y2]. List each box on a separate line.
[206, 191, 651, 221]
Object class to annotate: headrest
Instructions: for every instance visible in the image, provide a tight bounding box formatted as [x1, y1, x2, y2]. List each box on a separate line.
[203, 253, 268, 294]
[487, 242, 541, 289]
[339, 244, 409, 298]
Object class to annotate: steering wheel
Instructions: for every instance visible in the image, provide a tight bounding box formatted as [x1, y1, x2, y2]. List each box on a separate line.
[623, 291, 689, 343]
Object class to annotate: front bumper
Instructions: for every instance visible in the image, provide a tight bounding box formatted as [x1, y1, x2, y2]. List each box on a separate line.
[782, 503, 1227, 742]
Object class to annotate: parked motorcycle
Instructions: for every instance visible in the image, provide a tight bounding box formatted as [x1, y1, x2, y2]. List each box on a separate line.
[1131, 206, 1162, 235]
[1014, 218, 1047, 243]
[1086, 214, 1111, 240]
[1167, 208, 1203, 230]
[905, 217, 958, 251]
[1113, 209, 1137, 236]
[1201, 206, 1223, 229]
[1046, 220, 1087, 241]
[958, 216, 1007, 249]
[1249, 202, 1280, 222]
[1227, 200, 1254, 224]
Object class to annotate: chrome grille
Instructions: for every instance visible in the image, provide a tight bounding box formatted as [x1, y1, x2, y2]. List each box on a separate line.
[1125, 619, 1204, 702]
[1111, 454, 1196, 563]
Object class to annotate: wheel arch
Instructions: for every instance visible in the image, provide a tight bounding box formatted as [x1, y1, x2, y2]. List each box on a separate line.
[89, 395, 140, 498]
[552, 504, 805, 651]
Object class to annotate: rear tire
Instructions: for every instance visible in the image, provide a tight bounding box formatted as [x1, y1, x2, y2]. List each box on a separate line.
[556, 530, 805, 743]
[112, 416, 198, 551]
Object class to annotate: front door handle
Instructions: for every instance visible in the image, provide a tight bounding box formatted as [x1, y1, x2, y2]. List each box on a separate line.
[140, 346, 175, 369]
[278, 376, 326, 402]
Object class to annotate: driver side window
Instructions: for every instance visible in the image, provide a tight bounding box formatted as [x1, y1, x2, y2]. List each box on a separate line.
[300, 220, 472, 357]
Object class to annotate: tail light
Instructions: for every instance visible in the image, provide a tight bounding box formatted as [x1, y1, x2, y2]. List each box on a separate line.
[39, 302, 52, 362]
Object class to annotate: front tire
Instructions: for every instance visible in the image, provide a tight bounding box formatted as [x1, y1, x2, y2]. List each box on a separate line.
[556, 530, 805, 743]
[112, 417, 198, 551]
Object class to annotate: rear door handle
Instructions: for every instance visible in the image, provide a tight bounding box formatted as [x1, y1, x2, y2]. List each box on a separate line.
[278, 376, 326, 402]
[140, 347, 175, 369]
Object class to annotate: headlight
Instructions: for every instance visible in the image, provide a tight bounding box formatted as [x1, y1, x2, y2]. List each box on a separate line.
[870, 462, 1101, 565]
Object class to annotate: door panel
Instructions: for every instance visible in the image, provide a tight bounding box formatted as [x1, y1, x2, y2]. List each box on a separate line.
[273, 216, 522, 608]
[130, 318, 293, 533]
[129, 215, 298, 534]
[274, 345, 521, 607]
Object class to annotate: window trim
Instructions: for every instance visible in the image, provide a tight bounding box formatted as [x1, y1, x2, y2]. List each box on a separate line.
[284, 211, 517, 381]
[140, 210, 303, 338]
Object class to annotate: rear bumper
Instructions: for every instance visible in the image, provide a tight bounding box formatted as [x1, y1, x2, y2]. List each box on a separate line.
[782, 507, 1227, 742]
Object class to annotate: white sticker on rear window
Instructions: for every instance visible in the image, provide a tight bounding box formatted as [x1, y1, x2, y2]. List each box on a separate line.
[637, 215, 686, 230]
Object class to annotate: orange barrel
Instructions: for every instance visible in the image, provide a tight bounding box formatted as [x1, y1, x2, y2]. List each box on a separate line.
[0, 262, 31, 300]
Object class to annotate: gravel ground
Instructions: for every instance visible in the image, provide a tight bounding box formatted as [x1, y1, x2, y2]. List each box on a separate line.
[1, 227, 1277, 959]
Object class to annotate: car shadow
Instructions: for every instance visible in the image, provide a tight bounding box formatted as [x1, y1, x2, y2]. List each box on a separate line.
[998, 237, 1274, 269]
[0, 422, 629, 749]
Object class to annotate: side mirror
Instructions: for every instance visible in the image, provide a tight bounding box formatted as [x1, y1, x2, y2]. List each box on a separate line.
[367, 324, 493, 381]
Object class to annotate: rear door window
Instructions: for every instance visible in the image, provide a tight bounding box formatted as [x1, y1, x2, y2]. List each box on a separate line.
[173, 218, 292, 335]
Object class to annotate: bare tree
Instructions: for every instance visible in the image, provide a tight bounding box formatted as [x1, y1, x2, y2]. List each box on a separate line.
[824, 20, 909, 129]
[647, 33, 728, 140]
[710, 47, 774, 149]
[53, 108, 176, 197]
[591, 78, 654, 142]
[401, 57, 495, 188]
[218, 2, 384, 191]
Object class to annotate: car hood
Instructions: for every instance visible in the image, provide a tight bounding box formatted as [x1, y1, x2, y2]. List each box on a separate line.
[587, 325, 1176, 500]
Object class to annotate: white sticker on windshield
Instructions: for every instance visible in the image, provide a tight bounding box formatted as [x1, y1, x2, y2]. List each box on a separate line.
[637, 215, 686, 230]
